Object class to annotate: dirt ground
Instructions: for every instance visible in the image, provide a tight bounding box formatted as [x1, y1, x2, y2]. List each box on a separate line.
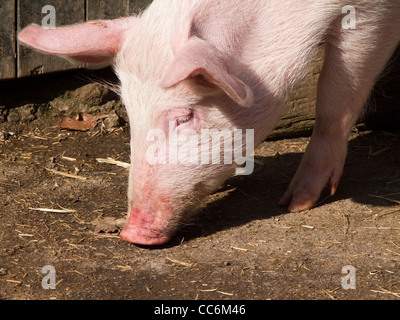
[0, 69, 399, 300]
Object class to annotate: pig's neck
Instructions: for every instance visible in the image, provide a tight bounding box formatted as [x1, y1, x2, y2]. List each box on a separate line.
[191, 0, 337, 92]
[186, 0, 339, 144]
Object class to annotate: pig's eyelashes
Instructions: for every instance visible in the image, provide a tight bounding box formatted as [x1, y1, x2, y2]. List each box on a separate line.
[176, 114, 193, 126]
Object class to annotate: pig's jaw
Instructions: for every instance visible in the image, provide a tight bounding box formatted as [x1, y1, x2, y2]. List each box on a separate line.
[120, 207, 173, 245]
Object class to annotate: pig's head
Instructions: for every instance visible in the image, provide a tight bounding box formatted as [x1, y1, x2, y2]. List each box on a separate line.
[19, 17, 256, 245]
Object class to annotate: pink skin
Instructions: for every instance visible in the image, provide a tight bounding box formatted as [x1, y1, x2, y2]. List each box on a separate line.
[18, 0, 400, 245]
[120, 206, 172, 245]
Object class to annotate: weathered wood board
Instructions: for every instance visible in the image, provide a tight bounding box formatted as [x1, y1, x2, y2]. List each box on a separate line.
[129, 0, 152, 14]
[0, 1, 16, 79]
[87, 0, 129, 20]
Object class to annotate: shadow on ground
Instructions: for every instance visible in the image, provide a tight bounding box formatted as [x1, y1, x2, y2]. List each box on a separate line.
[173, 130, 400, 246]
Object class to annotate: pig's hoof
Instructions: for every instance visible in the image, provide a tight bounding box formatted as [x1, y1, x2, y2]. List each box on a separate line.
[278, 137, 344, 213]
[279, 190, 319, 213]
[279, 178, 339, 213]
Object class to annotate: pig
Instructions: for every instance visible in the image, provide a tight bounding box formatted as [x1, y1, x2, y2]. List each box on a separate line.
[19, 0, 400, 245]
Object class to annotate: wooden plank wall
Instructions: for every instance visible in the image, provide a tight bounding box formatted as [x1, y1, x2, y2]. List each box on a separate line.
[0, 1, 16, 79]
[87, 0, 128, 20]
[0, 0, 152, 80]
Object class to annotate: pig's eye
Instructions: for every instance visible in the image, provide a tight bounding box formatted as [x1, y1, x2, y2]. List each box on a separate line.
[176, 113, 193, 126]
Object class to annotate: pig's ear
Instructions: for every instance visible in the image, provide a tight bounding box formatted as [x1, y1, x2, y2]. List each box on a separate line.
[161, 37, 253, 108]
[18, 17, 137, 66]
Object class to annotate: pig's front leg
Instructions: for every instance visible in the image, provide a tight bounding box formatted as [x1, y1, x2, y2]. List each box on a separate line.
[279, 13, 400, 212]
[278, 125, 348, 212]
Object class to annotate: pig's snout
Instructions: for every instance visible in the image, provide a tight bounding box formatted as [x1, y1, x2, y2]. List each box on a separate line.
[120, 207, 173, 245]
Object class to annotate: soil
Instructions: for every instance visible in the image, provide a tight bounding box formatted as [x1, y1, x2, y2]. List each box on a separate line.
[0, 69, 399, 300]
